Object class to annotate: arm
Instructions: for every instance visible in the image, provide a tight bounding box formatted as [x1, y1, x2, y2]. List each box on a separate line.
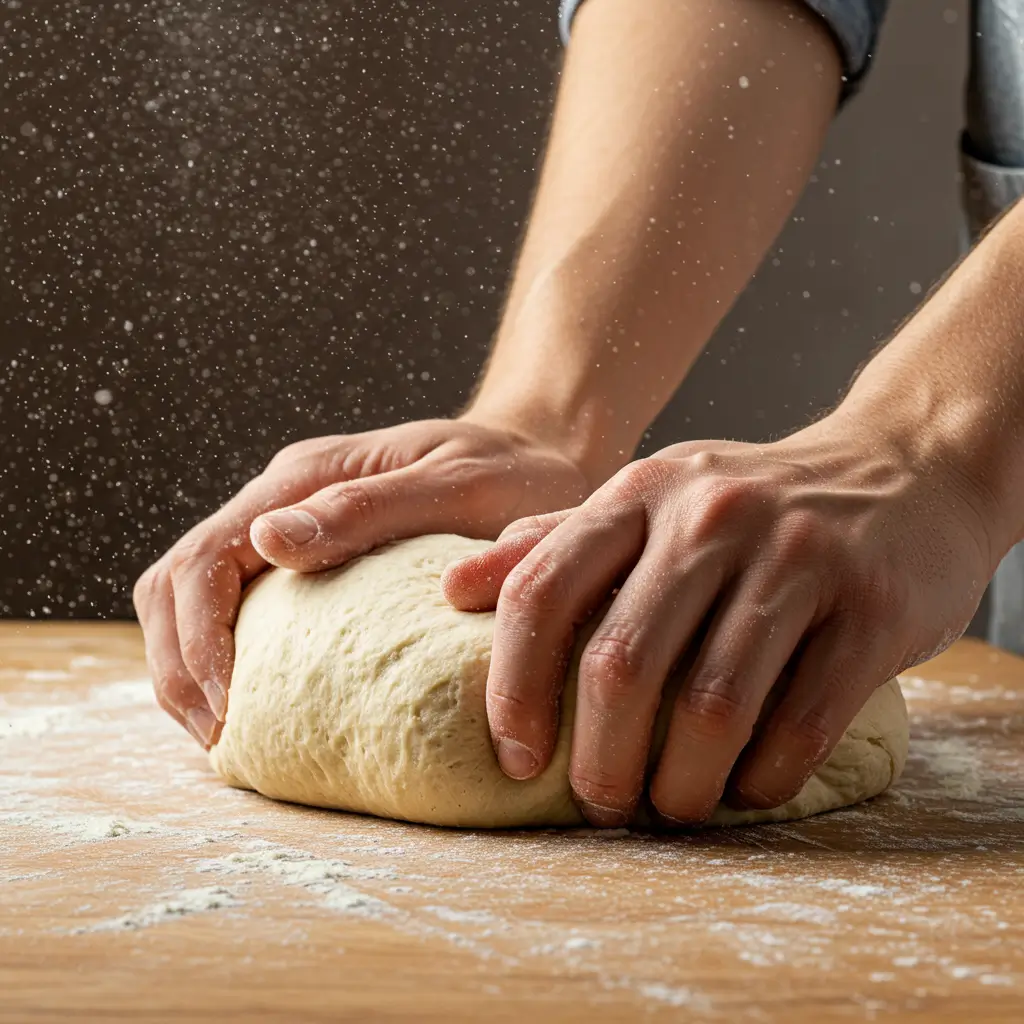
[466, 0, 841, 486]
[137, 0, 841, 748]
[446, 197, 1024, 826]
[839, 198, 1024, 561]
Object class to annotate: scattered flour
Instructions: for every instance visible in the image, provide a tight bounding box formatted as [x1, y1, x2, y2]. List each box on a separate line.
[22, 670, 72, 683]
[3, 661, 1022, 1015]
[198, 847, 397, 919]
[424, 907, 497, 925]
[745, 902, 837, 926]
[74, 887, 240, 933]
[903, 737, 984, 802]
[2, 811, 164, 843]
[0, 680, 153, 741]
[816, 880, 891, 899]
[637, 982, 711, 1010]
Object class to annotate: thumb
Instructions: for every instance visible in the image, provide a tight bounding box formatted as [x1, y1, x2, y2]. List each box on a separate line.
[250, 462, 485, 572]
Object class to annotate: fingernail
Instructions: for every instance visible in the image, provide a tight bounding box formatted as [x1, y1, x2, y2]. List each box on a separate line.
[185, 706, 218, 747]
[256, 509, 319, 548]
[582, 802, 629, 829]
[203, 679, 227, 721]
[496, 738, 539, 780]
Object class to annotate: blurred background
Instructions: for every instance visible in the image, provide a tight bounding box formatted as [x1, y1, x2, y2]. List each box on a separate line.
[0, 0, 969, 620]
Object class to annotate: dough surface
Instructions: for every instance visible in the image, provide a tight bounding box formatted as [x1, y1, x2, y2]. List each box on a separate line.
[211, 534, 909, 828]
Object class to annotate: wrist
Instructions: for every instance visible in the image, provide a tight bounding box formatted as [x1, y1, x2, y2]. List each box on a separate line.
[460, 389, 638, 492]
[828, 382, 1007, 570]
[833, 200, 1024, 563]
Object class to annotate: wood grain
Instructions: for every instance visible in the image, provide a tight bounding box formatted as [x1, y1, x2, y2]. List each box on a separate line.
[1, 622, 1022, 1022]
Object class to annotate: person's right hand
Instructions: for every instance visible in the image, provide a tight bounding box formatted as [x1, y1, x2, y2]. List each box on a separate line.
[133, 416, 592, 749]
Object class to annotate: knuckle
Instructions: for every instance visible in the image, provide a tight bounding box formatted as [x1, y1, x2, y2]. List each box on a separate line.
[267, 437, 323, 469]
[582, 672, 637, 716]
[676, 677, 748, 740]
[153, 682, 182, 718]
[605, 458, 673, 504]
[179, 632, 211, 673]
[486, 685, 533, 719]
[500, 554, 571, 615]
[579, 632, 648, 708]
[487, 680, 560, 732]
[152, 669, 195, 717]
[132, 565, 162, 614]
[314, 480, 377, 524]
[168, 533, 214, 575]
[329, 441, 392, 481]
[487, 683, 558, 746]
[499, 514, 550, 540]
[294, 481, 378, 538]
[776, 709, 834, 759]
[169, 544, 232, 599]
[686, 479, 755, 543]
[266, 443, 303, 471]
[570, 766, 634, 810]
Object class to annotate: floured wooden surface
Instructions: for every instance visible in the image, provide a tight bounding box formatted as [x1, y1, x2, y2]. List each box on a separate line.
[1, 623, 1022, 1023]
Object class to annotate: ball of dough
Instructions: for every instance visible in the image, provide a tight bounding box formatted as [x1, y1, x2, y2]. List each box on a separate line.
[211, 534, 908, 828]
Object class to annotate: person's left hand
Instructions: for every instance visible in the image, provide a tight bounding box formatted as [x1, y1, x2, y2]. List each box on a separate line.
[440, 417, 996, 827]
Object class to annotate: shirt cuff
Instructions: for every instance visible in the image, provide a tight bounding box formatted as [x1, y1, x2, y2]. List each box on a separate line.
[558, 0, 888, 100]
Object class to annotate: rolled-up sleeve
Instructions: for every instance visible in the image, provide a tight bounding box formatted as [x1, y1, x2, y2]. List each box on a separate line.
[558, 0, 889, 99]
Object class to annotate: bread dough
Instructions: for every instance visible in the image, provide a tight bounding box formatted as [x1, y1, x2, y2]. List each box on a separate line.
[211, 534, 909, 828]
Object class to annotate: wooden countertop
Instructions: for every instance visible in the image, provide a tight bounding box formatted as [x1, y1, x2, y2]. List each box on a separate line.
[1, 622, 1022, 1022]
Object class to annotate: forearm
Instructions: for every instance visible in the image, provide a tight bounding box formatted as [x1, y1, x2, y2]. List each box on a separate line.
[466, 0, 840, 486]
[836, 197, 1024, 564]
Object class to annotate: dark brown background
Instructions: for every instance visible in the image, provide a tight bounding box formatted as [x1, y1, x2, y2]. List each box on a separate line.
[0, 0, 969, 620]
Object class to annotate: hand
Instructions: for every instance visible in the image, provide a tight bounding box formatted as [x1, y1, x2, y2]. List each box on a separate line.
[442, 414, 996, 826]
[134, 416, 591, 749]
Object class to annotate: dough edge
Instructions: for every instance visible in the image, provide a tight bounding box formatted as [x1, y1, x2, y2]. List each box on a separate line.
[210, 534, 909, 830]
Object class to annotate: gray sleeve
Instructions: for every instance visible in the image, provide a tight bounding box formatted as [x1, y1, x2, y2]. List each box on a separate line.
[559, 0, 889, 99]
[960, 0, 1024, 241]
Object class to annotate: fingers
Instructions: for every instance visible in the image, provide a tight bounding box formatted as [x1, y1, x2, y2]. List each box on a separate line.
[135, 474, 291, 736]
[725, 618, 890, 810]
[486, 503, 647, 782]
[136, 572, 220, 749]
[441, 511, 571, 611]
[250, 461, 489, 573]
[567, 543, 729, 827]
[137, 427, 453, 741]
[134, 459, 315, 731]
[169, 550, 244, 720]
[648, 574, 819, 824]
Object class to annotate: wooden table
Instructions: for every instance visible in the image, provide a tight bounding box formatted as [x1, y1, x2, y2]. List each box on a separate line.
[1, 623, 1022, 1022]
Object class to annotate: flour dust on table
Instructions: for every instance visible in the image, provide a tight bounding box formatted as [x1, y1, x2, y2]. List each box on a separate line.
[210, 535, 909, 828]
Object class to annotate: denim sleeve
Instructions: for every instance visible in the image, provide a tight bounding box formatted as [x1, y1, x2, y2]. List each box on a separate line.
[558, 0, 889, 99]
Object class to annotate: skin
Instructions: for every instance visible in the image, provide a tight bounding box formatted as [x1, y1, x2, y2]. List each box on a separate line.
[137, 0, 837, 750]
[138, 0, 1024, 829]
[133, 421, 590, 746]
[447, 191, 1024, 825]
[470, 0, 841, 485]
[441, 418, 997, 825]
